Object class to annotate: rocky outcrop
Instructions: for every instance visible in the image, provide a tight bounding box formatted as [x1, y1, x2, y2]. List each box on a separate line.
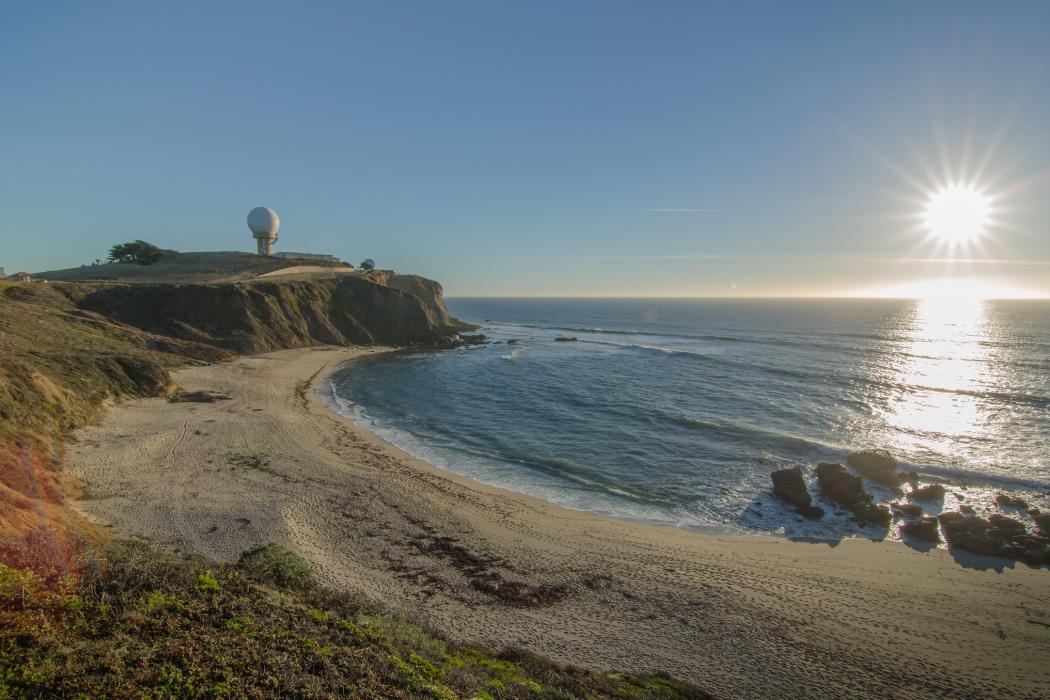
[377, 272, 476, 331]
[68, 274, 465, 353]
[995, 494, 1028, 509]
[1034, 513, 1050, 537]
[938, 512, 1049, 565]
[770, 467, 824, 518]
[907, 484, 946, 502]
[846, 449, 899, 486]
[816, 463, 891, 527]
[900, 517, 941, 543]
[891, 502, 922, 517]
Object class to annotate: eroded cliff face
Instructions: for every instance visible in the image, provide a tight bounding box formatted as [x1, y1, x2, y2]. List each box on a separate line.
[66, 273, 464, 354]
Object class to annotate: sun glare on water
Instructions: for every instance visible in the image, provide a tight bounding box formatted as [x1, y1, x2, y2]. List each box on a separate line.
[923, 184, 993, 244]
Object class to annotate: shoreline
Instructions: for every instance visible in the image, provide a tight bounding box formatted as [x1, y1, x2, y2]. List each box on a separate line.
[316, 359, 751, 539]
[68, 346, 1050, 698]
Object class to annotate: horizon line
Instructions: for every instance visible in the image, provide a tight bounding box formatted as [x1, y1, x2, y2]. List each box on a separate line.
[508, 253, 1050, 266]
[446, 293, 1050, 300]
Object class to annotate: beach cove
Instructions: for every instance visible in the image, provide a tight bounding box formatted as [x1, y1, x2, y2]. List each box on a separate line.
[68, 347, 1050, 699]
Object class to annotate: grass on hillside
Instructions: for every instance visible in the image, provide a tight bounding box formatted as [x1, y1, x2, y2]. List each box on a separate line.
[0, 281, 228, 444]
[33, 251, 350, 284]
[0, 540, 709, 700]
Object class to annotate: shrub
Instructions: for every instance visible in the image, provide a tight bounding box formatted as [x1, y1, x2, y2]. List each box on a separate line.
[236, 544, 312, 589]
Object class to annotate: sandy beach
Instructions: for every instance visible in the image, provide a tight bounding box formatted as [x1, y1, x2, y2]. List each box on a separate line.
[67, 347, 1050, 699]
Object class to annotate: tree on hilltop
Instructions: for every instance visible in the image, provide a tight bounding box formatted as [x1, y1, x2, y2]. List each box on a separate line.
[108, 240, 165, 265]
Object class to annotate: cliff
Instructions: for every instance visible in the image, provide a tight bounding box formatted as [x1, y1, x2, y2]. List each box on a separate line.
[64, 272, 467, 354]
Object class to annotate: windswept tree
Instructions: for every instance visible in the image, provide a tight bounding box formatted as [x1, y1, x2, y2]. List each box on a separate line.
[108, 240, 165, 265]
[359, 258, 375, 271]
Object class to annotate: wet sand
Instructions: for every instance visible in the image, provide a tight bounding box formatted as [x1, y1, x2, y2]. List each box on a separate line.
[68, 347, 1050, 699]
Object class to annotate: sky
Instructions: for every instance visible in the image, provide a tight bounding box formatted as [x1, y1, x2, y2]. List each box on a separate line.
[2, 1, 1049, 297]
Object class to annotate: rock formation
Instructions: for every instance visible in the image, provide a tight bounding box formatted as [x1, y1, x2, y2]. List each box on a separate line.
[815, 463, 891, 526]
[994, 494, 1028, 509]
[845, 449, 899, 486]
[890, 502, 922, 517]
[770, 467, 824, 518]
[938, 512, 1049, 565]
[1034, 512, 1050, 537]
[900, 517, 940, 543]
[907, 484, 946, 502]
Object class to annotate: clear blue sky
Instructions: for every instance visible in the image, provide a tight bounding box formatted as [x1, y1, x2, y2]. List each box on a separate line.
[3, 1, 1049, 296]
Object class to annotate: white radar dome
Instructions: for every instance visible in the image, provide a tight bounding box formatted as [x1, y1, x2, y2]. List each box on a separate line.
[247, 206, 280, 235]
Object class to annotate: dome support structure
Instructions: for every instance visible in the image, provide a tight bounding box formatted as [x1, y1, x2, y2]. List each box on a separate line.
[247, 207, 281, 256]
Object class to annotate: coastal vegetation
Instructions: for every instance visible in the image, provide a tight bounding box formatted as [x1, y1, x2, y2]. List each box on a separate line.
[0, 540, 705, 699]
[107, 240, 167, 266]
[0, 271, 704, 698]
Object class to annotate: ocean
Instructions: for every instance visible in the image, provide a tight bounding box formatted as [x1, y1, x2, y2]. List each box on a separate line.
[322, 298, 1050, 540]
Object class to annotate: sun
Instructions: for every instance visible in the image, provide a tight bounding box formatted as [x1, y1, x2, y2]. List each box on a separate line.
[922, 184, 993, 243]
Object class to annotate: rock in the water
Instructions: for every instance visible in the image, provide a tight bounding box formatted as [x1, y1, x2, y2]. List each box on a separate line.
[846, 449, 899, 486]
[908, 483, 947, 502]
[994, 494, 1028, 509]
[1033, 513, 1050, 537]
[900, 517, 940, 543]
[506, 338, 521, 344]
[938, 511, 1049, 565]
[770, 467, 824, 519]
[891, 501, 922, 517]
[988, 513, 1027, 537]
[897, 470, 920, 486]
[554, 336, 578, 342]
[816, 463, 891, 526]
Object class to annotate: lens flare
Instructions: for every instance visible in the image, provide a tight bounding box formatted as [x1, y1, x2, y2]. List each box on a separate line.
[923, 184, 993, 243]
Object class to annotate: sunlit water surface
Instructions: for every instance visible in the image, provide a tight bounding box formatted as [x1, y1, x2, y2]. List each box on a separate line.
[323, 299, 1050, 540]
